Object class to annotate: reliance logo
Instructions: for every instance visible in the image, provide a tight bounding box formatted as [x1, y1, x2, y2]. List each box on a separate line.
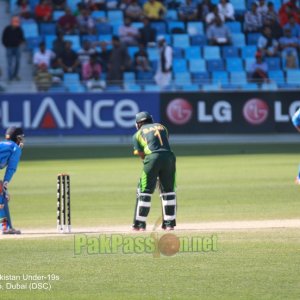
[0, 97, 139, 129]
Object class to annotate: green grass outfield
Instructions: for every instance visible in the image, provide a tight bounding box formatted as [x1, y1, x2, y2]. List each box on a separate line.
[0, 143, 300, 299]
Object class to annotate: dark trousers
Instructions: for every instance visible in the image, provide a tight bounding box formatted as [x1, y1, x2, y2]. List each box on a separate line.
[6, 47, 21, 80]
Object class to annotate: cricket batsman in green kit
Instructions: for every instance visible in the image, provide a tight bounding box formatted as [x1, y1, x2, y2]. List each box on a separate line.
[132, 112, 177, 231]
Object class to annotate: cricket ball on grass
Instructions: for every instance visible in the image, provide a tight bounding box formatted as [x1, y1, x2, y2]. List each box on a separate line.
[158, 233, 180, 256]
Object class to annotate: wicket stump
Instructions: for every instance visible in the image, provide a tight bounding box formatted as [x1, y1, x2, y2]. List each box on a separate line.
[57, 174, 71, 233]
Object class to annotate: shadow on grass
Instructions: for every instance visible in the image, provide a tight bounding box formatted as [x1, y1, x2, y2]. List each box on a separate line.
[23, 143, 300, 161]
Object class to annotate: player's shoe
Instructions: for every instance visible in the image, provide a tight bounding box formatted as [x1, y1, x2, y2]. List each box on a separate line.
[132, 226, 146, 232]
[295, 176, 300, 185]
[162, 225, 174, 231]
[2, 228, 21, 235]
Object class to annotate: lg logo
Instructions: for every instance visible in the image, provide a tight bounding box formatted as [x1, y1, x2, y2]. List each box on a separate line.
[243, 99, 269, 125]
[166, 99, 193, 125]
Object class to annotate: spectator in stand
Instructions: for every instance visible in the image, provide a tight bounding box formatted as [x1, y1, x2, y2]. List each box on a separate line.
[57, 7, 78, 34]
[77, 8, 96, 35]
[143, 0, 166, 21]
[139, 17, 156, 47]
[52, 0, 66, 10]
[197, 0, 214, 22]
[284, 49, 298, 69]
[78, 40, 96, 65]
[119, 17, 140, 46]
[279, 0, 299, 27]
[86, 71, 105, 91]
[249, 51, 269, 85]
[218, 0, 235, 21]
[256, 0, 268, 18]
[264, 16, 283, 40]
[83, 0, 106, 11]
[97, 41, 111, 73]
[1, 16, 25, 81]
[257, 26, 279, 57]
[33, 42, 56, 72]
[205, 5, 224, 26]
[244, 2, 263, 33]
[206, 16, 232, 46]
[134, 43, 151, 72]
[118, 0, 131, 11]
[35, 0, 53, 22]
[154, 35, 173, 88]
[35, 63, 53, 91]
[52, 31, 66, 57]
[58, 41, 80, 73]
[284, 15, 300, 37]
[279, 28, 298, 58]
[178, 0, 198, 22]
[14, 0, 32, 20]
[107, 36, 131, 85]
[263, 1, 278, 24]
[82, 53, 102, 81]
[125, 0, 143, 22]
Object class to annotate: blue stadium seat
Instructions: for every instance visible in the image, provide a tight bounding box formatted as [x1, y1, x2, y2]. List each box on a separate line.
[241, 83, 258, 90]
[202, 84, 220, 91]
[67, 0, 80, 12]
[207, 59, 225, 72]
[168, 21, 185, 33]
[151, 22, 167, 34]
[190, 35, 206, 46]
[232, 33, 245, 47]
[203, 46, 220, 59]
[188, 59, 206, 72]
[230, 71, 247, 85]
[64, 35, 81, 51]
[124, 83, 142, 91]
[26, 36, 43, 51]
[91, 11, 106, 21]
[265, 57, 281, 71]
[172, 34, 190, 48]
[64, 73, 80, 83]
[286, 70, 300, 85]
[107, 10, 124, 25]
[245, 58, 256, 72]
[181, 84, 200, 91]
[261, 82, 278, 90]
[124, 72, 135, 82]
[222, 46, 239, 58]
[173, 59, 188, 72]
[96, 23, 112, 35]
[22, 22, 38, 39]
[40, 23, 56, 35]
[187, 22, 204, 35]
[136, 71, 155, 84]
[131, 22, 143, 30]
[212, 71, 229, 84]
[144, 85, 161, 91]
[98, 34, 112, 43]
[81, 35, 98, 43]
[105, 85, 123, 91]
[165, 10, 178, 20]
[67, 84, 86, 93]
[191, 72, 210, 84]
[147, 48, 159, 60]
[45, 35, 56, 49]
[174, 72, 191, 85]
[185, 46, 201, 59]
[226, 58, 244, 71]
[241, 45, 257, 58]
[222, 83, 240, 90]
[128, 46, 139, 58]
[173, 47, 183, 58]
[29, 0, 39, 10]
[231, 0, 246, 11]
[268, 70, 285, 85]
[247, 33, 260, 45]
[226, 21, 242, 32]
[53, 11, 65, 21]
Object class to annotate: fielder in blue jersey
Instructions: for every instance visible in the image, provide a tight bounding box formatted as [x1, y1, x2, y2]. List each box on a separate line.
[0, 127, 24, 234]
[292, 108, 300, 183]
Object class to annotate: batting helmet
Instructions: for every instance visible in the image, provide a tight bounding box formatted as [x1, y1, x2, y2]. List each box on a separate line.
[135, 111, 153, 124]
[5, 127, 24, 143]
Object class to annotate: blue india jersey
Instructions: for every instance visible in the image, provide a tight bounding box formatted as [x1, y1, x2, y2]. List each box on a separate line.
[292, 108, 300, 127]
[0, 141, 22, 182]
